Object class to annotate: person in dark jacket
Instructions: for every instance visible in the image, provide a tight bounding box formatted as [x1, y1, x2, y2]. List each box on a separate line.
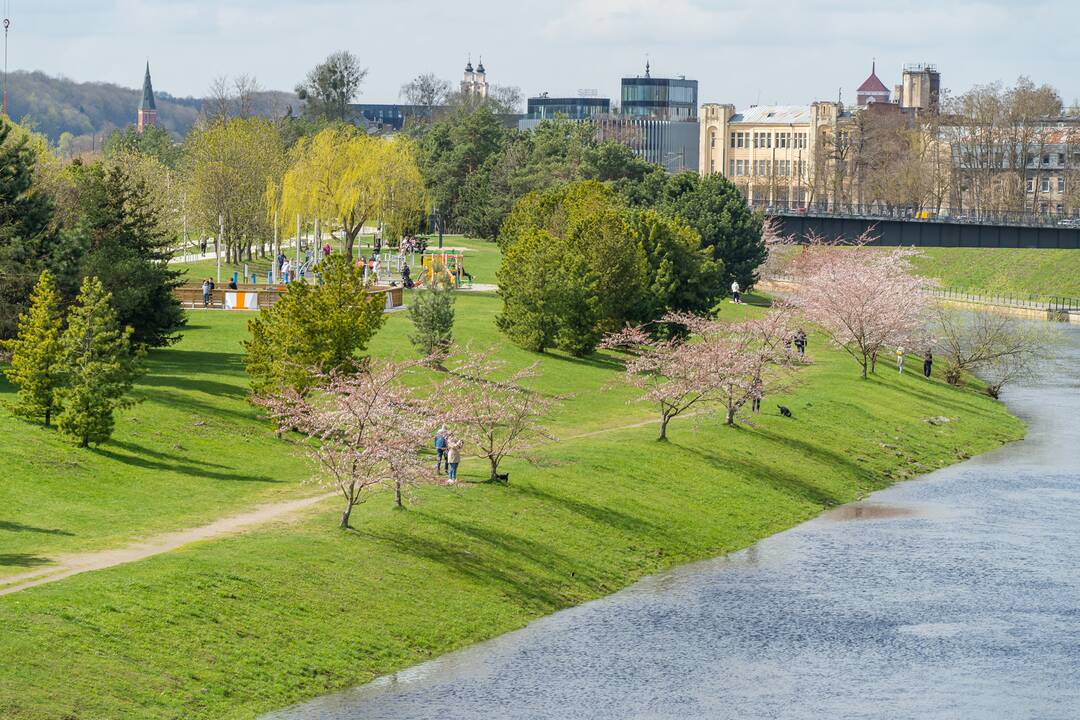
[923, 349, 933, 378]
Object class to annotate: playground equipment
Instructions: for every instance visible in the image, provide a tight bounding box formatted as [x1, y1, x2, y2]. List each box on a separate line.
[415, 251, 471, 289]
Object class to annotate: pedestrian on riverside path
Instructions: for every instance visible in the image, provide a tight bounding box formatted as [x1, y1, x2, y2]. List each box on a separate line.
[923, 349, 933, 378]
[896, 345, 906, 373]
[434, 426, 448, 475]
[446, 437, 463, 484]
[731, 279, 741, 304]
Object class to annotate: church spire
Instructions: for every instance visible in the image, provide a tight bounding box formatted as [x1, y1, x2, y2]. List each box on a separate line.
[137, 61, 158, 132]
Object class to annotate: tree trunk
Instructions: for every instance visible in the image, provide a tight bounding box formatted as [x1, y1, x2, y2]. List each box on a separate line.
[394, 480, 403, 508]
[726, 407, 736, 426]
[80, 434, 89, 448]
[340, 504, 352, 529]
[345, 228, 358, 263]
[489, 456, 500, 483]
[44, 407, 51, 428]
[658, 413, 670, 441]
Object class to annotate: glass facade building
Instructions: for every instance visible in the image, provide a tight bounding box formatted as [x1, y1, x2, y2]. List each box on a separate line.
[526, 96, 611, 120]
[620, 77, 698, 120]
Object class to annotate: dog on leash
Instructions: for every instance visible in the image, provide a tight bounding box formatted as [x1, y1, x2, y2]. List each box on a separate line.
[777, 405, 793, 418]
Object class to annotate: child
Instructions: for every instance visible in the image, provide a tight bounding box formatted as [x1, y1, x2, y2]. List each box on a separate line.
[447, 437, 463, 484]
[896, 346, 906, 373]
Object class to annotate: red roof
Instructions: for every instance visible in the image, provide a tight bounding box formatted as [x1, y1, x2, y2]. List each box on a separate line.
[858, 63, 889, 93]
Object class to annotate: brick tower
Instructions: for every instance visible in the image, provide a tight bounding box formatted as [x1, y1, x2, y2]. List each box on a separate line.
[137, 62, 157, 132]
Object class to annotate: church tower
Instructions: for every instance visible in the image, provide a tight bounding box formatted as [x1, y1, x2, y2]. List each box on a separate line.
[137, 62, 158, 132]
[461, 56, 489, 99]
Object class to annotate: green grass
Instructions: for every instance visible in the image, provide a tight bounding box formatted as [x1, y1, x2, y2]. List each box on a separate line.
[909, 247, 1080, 298]
[0, 246, 1026, 719]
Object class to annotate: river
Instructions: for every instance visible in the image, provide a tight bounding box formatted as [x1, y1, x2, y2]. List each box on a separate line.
[265, 326, 1080, 720]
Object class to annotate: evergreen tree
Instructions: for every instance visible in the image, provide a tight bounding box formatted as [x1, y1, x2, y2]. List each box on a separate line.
[0, 119, 60, 340]
[54, 276, 142, 447]
[75, 165, 186, 347]
[244, 256, 386, 395]
[408, 284, 455, 361]
[2, 270, 65, 426]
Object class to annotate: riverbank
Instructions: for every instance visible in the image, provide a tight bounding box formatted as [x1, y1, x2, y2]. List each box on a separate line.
[0, 283, 1024, 719]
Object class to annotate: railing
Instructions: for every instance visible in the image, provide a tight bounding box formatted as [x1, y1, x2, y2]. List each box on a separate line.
[763, 275, 1078, 314]
[747, 198, 1080, 230]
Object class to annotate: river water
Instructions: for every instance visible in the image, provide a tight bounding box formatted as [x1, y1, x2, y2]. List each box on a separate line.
[266, 326, 1080, 720]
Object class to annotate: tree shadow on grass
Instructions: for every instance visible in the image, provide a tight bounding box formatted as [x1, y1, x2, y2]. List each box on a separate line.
[512, 483, 656, 535]
[362, 514, 589, 612]
[0, 554, 51, 567]
[540, 352, 626, 372]
[0, 520, 74, 536]
[673, 442, 849, 508]
[91, 447, 279, 483]
[106, 440, 235, 470]
[138, 375, 248, 401]
[145, 349, 248, 379]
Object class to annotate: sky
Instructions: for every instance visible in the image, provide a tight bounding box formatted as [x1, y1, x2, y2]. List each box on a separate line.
[12, 0, 1080, 108]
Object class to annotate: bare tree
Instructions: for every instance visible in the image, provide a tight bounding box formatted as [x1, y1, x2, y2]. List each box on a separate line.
[400, 73, 451, 108]
[234, 74, 261, 119]
[928, 307, 1055, 393]
[295, 50, 368, 121]
[205, 75, 232, 125]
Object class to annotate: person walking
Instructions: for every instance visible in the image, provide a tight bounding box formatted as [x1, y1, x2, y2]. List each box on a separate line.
[202, 278, 212, 308]
[446, 437, 463, 484]
[731, 279, 741, 304]
[434, 426, 448, 475]
[923, 349, 933, 378]
[281, 259, 292, 284]
[896, 345, 906, 373]
[795, 329, 807, 355]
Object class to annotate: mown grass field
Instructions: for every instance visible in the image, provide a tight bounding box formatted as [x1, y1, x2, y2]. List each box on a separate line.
[0, 239, 1025, 719]
[908, 247, 1080, 298]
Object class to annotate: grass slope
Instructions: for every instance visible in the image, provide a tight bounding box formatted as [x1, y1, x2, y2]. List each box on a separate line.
[0, 242, 1024, 719]
[910, 247, 1080, 298]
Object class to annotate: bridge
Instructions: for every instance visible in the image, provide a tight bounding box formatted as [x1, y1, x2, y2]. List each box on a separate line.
[753, 201, 1080, 249]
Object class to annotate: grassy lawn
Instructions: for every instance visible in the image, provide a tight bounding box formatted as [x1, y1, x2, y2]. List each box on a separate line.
[0, 243, 1026, 719]
[908, 247, 1080, 298]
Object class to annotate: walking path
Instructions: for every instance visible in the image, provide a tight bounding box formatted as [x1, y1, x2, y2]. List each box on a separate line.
[0, 415, 670, 598]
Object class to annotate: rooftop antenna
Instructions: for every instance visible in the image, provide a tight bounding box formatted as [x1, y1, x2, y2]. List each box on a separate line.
[645, 53, 650, 78]
[2, 1, 10, 117]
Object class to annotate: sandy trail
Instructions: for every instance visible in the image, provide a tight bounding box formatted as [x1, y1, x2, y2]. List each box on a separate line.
[0, 415, 670, 598]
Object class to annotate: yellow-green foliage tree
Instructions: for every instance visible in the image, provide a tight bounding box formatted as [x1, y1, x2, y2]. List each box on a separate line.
[2, 270, 65, 426]
[244, 256, 387, 396]
[281, 127, 425, 261]
[185, 117, 286, 262]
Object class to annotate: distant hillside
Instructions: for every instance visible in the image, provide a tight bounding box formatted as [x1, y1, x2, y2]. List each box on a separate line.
[6, 70, 298, 145]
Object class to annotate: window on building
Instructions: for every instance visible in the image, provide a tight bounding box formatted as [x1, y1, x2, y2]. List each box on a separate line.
[729, 159, 735, 176]
[1058, 177, 1066, 192]
[1059, 153, 1066, 165]
[710, 132, 716, 149]
[1027, 178, 1035, 193]
[1043, 154, 1051, 165]
[730, 132, 736, 148]
[736, 132, 745, 148]
[766, 133, 772, 148]
[1057, 203, 1064, 215]
[1041, 177, 1050, 193]
[710, 159, 716, 173]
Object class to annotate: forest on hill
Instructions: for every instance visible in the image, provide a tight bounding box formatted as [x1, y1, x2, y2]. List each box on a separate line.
[7, 69, 296, 151]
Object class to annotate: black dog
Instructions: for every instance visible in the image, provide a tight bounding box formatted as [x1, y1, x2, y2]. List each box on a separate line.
[495, 472, 510, 483]
[777, 405, 793, 418]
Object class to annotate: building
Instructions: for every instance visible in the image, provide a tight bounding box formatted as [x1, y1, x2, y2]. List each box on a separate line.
[621, 62, 698, 120]
[900, 64, 941, 113]
[856, 62, 890, 106]
[595, 115, 699, 173]
[350, 104, 434, 131]
[698, 101, 854, 205]
[137, 62, 157, 132]
[461, 57, 488, 99]
[526, 93, 611, 120]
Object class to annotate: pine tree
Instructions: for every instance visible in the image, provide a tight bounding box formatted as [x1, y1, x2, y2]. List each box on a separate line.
[2, 270, 65, 426]
[54, 276, 142, 447]
[407, 285, 455, 361]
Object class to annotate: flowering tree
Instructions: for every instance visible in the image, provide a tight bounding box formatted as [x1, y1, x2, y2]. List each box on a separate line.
[788, 231, 930, 378]
[257, 360, 433, 528]
[439, 347, 559, 483]
[602, 309, 806, 437]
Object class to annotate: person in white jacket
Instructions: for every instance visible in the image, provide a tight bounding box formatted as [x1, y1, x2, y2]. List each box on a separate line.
[731, 280, 741, 304]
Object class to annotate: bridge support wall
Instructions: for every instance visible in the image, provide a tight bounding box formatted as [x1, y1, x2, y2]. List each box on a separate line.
[775, 216, 1080, 249]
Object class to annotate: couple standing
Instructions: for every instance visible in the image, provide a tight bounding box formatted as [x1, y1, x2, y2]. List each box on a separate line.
[435, 426, 463, 483]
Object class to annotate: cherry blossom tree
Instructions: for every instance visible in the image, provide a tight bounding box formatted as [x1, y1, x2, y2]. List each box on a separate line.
[257, 360, 434, 528]
[602, 309, 806, 437]
[788, 231, 931, 378]
[438, 347, 559, 483]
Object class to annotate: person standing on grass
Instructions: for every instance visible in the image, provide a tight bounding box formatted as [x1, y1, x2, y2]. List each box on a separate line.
[446, 437, 463, 484]
[751, 378, 763, 413]
[896, 345, 906, 373]
[434, 426, 448, 475]
[731, 279, 741, 304]
[281, 259, 292, 284]
[795, 329, 807, 355]
[923, 349, 933, 378]
[202, 278, 212, 308]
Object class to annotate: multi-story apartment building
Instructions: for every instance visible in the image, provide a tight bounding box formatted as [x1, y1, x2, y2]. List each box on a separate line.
[698, 101, 854, 205]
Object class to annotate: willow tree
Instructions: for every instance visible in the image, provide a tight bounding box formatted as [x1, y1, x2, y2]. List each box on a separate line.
[282, 127, 425, 261]
[185, 117, 286, 262]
